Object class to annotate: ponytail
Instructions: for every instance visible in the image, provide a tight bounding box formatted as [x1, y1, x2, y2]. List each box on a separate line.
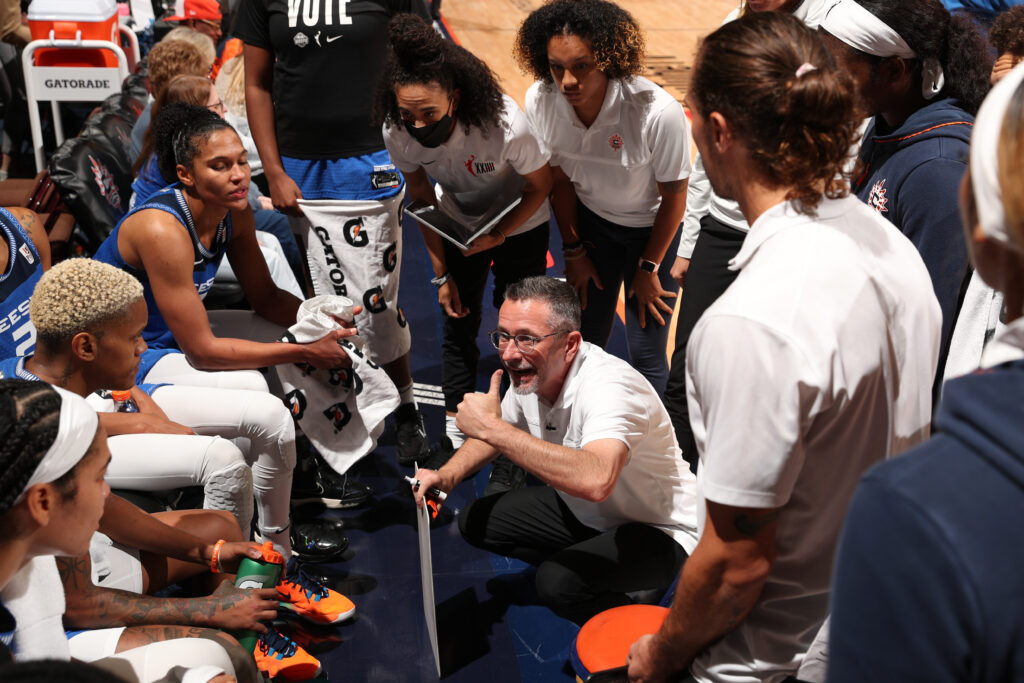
[151, 102, 234, 184]
[691, 12, 857, 213]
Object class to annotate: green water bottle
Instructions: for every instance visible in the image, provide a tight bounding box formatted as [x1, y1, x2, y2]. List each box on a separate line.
[233, 541, 284, 652]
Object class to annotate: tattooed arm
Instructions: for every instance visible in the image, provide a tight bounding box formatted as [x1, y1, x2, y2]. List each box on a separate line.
[626, 501, 779, 681]
[6, 207, 51, 270]
[56, 555, 279, 632]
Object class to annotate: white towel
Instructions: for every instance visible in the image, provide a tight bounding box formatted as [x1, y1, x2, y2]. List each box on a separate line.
[279, 296, 400, 475]
[943, 271, 1006, 382]
[295, 193, 412, 366]
[1, 555, 70, 661]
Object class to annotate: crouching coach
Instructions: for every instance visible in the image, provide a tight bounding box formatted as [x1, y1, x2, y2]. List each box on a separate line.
[412, 276, 698, 624]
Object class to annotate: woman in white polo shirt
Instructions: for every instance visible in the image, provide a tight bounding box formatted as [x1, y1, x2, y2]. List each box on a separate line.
[376, 14, 553, 454]
[514, 0, 690, 395]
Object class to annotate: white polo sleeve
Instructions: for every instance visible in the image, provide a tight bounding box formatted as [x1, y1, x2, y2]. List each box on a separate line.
[525, 81, 560, 168]
[648, 97, 692, 184]
[381, 123, 420, 175]
[686, 314, 823, 509]
[504, 104, 551, 176]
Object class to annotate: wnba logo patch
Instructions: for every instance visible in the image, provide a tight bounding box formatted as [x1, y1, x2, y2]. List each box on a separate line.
[18, 243, 34, 264]
[343, 218, 369, 247]
[323, 402, 352, 433]
[383, 242, 397, 273]
[363, 285, 387, 314]
[397, 307, 407, 328]
[286, 389, 307, 420]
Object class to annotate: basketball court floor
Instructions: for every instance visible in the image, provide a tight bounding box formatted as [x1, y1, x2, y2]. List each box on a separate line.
[294, 2, 735, 680]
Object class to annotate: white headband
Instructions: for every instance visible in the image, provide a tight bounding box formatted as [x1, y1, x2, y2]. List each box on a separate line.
[821, 0, 945, 100]
[13, 387, 99, 506]
[970, 61, 1024, 255]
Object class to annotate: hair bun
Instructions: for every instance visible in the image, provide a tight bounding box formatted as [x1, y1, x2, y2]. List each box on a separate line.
[388, 13, 444, 68]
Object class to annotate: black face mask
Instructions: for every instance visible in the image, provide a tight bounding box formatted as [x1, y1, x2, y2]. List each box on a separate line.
[407, 98, 454, 148]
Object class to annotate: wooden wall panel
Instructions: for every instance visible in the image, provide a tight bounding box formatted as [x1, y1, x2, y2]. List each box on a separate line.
[440, 0, 739, 106]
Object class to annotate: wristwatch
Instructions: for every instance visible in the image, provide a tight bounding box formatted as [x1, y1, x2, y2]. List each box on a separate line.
[430, 272, 451, 288]
[638, 258, 660, 274]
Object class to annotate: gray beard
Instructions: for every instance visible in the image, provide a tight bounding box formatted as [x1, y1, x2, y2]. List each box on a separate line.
[511, 379, 537, 396]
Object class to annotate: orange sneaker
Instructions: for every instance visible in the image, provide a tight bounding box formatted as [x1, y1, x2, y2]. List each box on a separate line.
[277, 562, 356, 625]
[253, 626, 322, 682]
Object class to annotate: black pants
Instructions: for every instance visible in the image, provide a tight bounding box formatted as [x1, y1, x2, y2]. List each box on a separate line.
[459, 485, 688, 625]
[576, 203, 682, 397]
[662, 214, 747, 470]
[441, 223, 549, 412]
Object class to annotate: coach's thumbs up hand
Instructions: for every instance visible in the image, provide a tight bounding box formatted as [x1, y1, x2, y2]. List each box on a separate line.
[455, 369, 504, 442]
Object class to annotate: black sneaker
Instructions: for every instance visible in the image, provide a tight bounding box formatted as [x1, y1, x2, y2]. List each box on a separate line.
[421, 435, 457, 471]
[290, 519, 349, 563]
[483, 454, 527, 497]
[292, 464, 373, 510]
[395, 403, 429, 467]
[315, 457, 374, 509]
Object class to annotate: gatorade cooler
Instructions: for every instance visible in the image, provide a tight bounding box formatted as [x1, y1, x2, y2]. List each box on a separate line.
[28, 0, 119, 68]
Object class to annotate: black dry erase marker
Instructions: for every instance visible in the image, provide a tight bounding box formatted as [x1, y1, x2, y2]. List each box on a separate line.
[404, 476, 448, 502]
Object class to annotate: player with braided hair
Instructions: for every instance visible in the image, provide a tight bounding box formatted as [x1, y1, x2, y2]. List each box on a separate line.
[0, 380, 249, 683]
[0, 380, 87, 522]
[0, 379, 109, 664]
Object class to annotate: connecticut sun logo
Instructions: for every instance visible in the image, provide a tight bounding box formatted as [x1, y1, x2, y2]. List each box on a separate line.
[868, 179, 889, 214]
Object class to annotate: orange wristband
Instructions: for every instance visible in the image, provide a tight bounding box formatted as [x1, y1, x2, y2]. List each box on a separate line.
[210, 539, 225, 574]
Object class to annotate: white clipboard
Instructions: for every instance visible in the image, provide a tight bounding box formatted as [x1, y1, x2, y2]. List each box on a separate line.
[417, 502, 441, 676]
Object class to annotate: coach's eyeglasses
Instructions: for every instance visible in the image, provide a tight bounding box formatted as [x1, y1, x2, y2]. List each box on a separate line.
[489, 329, 568, 354]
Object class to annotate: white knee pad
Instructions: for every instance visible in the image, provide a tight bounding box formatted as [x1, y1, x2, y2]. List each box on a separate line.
[68, 627, 127, 661]
[222, 369, 270, 394]
[242, 392, 297, 471]
[105, 637, 235, 683]
[199, 438, 254, 534]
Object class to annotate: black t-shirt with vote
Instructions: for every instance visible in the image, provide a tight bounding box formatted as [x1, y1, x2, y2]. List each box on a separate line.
[235, 0, 430, 160]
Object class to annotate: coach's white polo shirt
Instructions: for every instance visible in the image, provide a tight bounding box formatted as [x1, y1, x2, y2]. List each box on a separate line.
[384, 94, 550, 237]
[685, 194, 942, 683]
[501, 342, 699, 552]
[526, 76, 691, 228]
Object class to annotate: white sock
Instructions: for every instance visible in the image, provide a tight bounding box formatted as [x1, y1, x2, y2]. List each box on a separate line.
[446, 415, 466, 448]
[397, 381, 416, 406]
[257, 524, 292, 561]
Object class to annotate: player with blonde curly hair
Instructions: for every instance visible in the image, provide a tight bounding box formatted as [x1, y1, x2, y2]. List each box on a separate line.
[514, 0, 690, 397]
[17, 259, 349, 565]
[9, 258, 256, 534]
